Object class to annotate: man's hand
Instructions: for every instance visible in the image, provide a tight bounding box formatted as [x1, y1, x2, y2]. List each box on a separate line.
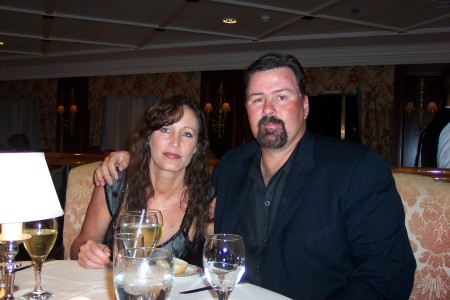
[94, 151, 130, 186]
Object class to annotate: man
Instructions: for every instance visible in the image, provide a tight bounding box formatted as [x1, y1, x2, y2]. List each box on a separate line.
[95, 52, 416, 299]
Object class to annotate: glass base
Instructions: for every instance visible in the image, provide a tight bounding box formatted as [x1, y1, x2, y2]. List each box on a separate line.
[21, 290, 54, 300]
[214, 289, 232, 300]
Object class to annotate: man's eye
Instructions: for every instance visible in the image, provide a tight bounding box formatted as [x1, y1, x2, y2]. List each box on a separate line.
[279, 95, 288, 101]
[250, 98, 263, 104]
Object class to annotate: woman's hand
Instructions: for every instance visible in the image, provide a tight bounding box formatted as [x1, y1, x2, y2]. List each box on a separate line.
[94, 151, 130, 186]
[77, 240, 111, 269]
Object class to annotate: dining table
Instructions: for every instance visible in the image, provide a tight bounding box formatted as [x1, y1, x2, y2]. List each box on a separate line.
[12, 260, 292, 299]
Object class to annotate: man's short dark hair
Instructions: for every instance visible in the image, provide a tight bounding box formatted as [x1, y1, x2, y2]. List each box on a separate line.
[244, 52, 307, 97]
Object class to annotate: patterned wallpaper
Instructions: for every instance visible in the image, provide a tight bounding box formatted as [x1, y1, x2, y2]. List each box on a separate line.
[0, 66, 394, 163]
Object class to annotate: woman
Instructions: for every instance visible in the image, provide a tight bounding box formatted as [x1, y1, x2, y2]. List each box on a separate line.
[71, 95, 215, 269]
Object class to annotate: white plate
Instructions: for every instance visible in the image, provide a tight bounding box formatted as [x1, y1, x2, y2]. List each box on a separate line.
[175, 264, 203, 278]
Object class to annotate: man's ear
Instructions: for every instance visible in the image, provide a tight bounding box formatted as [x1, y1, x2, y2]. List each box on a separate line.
[303, 95, 309, 119]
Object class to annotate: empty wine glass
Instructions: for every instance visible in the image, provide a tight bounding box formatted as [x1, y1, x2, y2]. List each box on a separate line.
[22, 218, 58, 300]
[203, 234, 246, 300]
[119, 209, 163, 248]
[112, 232, 143, 263]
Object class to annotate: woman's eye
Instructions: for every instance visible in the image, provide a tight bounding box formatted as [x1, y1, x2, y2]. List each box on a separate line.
[182, 132, 194, 138]
[160, 127, 170, 133]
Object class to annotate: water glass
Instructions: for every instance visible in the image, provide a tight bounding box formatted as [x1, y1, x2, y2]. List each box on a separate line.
[113, 233, 143, 262]
[203, 234, 246, 300]
[114, 248, 173, 300]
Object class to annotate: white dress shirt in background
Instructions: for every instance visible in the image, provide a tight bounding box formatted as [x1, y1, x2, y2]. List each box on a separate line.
[437, 121, 450, 168]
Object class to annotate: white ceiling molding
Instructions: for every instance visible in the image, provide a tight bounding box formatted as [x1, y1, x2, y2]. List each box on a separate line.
[0, 43, 449, 81]
[0, 1, 449, 81]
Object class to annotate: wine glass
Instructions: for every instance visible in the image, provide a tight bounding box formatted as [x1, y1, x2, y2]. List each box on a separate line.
[112, 232, 143, 263]
[203, 234, 246, 300]
[22, 218, 58, 300]
[119, 209, 163, 248]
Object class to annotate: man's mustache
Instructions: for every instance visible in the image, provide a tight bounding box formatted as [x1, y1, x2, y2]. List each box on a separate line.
[258, 115, 284, 127]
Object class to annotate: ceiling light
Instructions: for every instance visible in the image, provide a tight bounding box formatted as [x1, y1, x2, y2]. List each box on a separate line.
[0, 41, 4, 46]
[260, 13, 270, 23]
[223, 17, 237, 24]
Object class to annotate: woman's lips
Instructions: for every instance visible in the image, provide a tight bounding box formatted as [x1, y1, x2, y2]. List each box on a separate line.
[163, 152, 181, 159]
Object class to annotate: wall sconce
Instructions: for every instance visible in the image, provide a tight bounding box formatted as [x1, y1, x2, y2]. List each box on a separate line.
[404, 77, 438, 134]
[204, 82, 231, 139]
[57, 89, 78, 136]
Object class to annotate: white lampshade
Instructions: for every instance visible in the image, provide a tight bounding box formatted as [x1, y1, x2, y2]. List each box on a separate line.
[0, 152, 64, 240]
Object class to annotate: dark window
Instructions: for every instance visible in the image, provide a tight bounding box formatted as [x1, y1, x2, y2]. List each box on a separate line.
[307, 94, 360, 142]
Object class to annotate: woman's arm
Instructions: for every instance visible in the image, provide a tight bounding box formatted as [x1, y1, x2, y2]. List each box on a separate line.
[70, 185, 112, 268]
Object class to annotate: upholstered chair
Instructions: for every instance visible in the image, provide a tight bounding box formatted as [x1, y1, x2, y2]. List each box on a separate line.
[393, 172, 450, 300]
[63, 161, 101, 259]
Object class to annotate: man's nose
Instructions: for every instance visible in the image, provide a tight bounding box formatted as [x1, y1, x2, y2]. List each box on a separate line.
[262, 99, 275, 115]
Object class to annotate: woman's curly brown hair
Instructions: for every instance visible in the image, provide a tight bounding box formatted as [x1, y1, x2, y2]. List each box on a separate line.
[121, 95, 213, 248]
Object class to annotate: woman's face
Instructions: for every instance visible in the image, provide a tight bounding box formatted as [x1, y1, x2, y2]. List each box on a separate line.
[149, 106, 199, 174]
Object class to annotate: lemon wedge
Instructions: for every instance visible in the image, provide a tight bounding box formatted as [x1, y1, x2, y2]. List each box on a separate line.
[173, 257, 189, 275]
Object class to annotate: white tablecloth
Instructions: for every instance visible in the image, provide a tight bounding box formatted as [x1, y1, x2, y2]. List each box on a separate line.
[13, 260, 291, 300]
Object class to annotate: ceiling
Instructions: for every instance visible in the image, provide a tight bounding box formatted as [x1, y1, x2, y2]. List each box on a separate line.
[0, 0, 449, 80]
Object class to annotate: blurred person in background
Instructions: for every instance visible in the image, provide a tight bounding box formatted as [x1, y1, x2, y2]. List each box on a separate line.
[420, 72, 450, 168]
[7, 133, 31, 152]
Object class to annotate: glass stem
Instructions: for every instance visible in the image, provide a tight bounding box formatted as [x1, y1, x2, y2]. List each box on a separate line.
[216, 290, 231, 300]
[32, 257, 45, 293]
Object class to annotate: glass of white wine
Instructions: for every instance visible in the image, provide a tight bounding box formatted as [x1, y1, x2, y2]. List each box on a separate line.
[119, 210, 163, 248]
[203, 234, 246, 300]
[21, 218, 58, 300]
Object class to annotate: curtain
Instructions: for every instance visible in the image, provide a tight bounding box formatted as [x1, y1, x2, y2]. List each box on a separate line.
[0, 79, 57, 151]
[89, 72, 201, 148]
[101, 93, 161, 151]
[304, 66, 395, 163]
[0, 97, 45, 150]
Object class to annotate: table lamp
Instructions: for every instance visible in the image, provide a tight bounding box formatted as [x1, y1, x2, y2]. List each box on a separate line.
[0, 152, 64, 299]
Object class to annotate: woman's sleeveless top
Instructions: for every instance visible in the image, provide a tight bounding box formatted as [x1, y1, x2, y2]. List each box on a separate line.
[102, 171, 203, 266]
